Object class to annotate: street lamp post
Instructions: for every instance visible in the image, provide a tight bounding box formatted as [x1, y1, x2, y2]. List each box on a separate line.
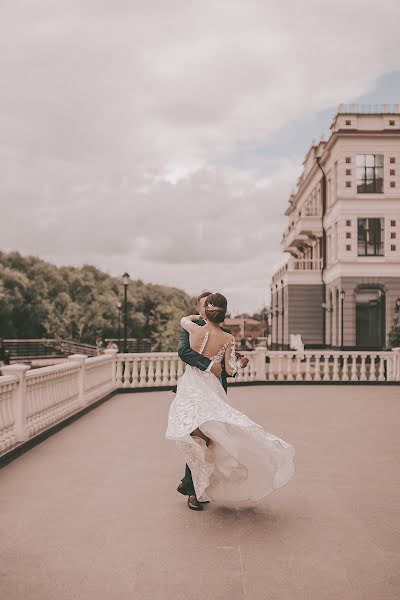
[116, 301, 122, 351]
[340, 290, 345, 350]
[122, 273, 130, 353]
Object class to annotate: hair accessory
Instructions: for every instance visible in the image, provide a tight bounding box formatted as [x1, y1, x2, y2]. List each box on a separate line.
[207, 302, 214, 308]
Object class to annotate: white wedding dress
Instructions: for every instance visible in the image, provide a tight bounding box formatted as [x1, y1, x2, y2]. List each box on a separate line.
[165, 318, 295, 505]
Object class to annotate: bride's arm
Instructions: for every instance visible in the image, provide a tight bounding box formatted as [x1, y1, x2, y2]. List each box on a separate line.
[180, 315, 202, 331]
[224, 335, 244, 376]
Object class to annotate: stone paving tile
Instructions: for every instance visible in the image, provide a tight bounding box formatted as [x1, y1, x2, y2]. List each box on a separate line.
[0, 385, 399, 599]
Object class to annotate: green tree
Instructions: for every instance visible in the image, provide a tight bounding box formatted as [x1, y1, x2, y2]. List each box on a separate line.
[0, 251, 196, 351]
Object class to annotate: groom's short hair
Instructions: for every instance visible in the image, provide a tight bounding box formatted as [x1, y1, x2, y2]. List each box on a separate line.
[197, 291, 212, 302]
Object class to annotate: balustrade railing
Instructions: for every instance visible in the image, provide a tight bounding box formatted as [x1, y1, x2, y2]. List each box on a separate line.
[0, 349, 117, 458]
[1, 347, 399, 459]
[267, 350, 399, 383]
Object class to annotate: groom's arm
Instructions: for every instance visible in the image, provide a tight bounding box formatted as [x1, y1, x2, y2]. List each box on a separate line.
[177, 328, 213, 371]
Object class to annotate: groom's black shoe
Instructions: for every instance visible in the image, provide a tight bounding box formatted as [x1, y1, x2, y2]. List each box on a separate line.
[187, 495, 203, 511]
[177, 482, 210, 503]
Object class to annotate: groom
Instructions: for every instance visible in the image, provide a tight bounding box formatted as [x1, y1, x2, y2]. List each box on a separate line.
[174, 291, 249, 510]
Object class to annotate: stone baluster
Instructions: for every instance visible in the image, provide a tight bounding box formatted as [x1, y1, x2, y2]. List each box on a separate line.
[295, 354, 303, 381]
[314, 354, 321, 381]
[123, 359, 131, 388]
[341, 354, 349, 381]
[368, 354, 376, 381]
[378, 355, 385, 381]
[155, 359, 162, 386]
[0, 364, 31, 442]
[350, 354, 359, 381]
[147, 358, 155, 387]
[322, 354, 330, 381]
[277, 354, 284, 381]
[332, 354, 339, 381]
[286, 354, 294, 381]
[162, 358, 170, 385]
[304, 354, 312, 381]
[131, 359, 139, 387]
[170, 359, 177, 386]
[139, 359, 147, 386]
[386, 354, 394, 381]
[360, 355, 367, 381]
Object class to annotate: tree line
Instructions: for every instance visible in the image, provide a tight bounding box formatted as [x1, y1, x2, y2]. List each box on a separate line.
[0, 251, 196, 351]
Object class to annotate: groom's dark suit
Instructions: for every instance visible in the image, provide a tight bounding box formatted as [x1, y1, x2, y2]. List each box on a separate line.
[173, 317, 235, 496]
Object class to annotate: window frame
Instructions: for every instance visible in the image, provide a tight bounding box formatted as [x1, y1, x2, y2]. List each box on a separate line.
[357, 217, 385, 256]
[356, 154, 384, 194]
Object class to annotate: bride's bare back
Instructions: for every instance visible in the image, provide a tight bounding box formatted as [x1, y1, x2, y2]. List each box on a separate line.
[180, 316, 238, 375]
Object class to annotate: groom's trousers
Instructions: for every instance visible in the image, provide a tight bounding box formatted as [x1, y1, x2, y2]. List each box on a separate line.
[181, 464, 196, 496]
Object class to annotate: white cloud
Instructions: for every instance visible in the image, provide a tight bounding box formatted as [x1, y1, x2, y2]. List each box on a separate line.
[1, 0, 400, 313]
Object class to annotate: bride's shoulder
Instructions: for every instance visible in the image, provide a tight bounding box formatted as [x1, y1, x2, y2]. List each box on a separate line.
[221, 330, 234, 344]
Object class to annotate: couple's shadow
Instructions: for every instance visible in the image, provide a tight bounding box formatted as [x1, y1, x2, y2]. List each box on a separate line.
[208, 502, 281, 525]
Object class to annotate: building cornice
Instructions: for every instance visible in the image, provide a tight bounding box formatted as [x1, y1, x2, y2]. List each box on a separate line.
[286, 129, 400, 215]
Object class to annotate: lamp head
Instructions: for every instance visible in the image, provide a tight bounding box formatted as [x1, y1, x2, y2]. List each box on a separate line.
[122, 272, 130, 286]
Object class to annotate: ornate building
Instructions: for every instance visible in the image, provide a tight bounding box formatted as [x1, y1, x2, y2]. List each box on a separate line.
[270, 104, 400, 350]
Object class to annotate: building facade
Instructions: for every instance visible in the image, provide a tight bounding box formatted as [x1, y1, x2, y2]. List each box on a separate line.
[270, 104, 400, 350]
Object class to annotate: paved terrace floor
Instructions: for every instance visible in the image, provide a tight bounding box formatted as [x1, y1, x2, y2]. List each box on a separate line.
[1, 385, 399, 600]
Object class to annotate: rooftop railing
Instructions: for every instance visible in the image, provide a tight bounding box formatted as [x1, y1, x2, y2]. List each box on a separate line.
[338, 103, 400, 114]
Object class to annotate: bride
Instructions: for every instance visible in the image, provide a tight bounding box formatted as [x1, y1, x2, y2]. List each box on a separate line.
[165, 292, 295, 510]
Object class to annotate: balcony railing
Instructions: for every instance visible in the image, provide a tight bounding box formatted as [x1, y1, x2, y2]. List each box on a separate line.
[1, 347, 400, 459]
[272, 258, 322, 283]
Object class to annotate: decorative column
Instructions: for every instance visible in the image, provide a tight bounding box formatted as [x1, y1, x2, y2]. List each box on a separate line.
[68, 354, 88, 408]
[1, 364, 31, 442]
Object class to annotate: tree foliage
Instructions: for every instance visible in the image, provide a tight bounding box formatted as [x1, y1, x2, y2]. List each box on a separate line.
[0, 251, 196, 351]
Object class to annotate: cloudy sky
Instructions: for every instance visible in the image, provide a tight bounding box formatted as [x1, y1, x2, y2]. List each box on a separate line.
[1, 1, 400, 314]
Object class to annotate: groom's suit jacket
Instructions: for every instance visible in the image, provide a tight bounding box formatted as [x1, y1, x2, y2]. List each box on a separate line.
[172, 317, 235, 394]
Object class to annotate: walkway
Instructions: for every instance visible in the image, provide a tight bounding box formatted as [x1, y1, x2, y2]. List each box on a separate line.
[1, 385, 399, 599]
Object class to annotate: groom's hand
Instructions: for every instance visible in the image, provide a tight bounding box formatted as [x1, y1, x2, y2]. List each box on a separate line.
[236, 352, 249, 368]
[211, 363, 223, 378]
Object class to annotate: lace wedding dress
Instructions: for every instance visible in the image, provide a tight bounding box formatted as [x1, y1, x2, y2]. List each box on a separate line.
[165, 318, 295, 505]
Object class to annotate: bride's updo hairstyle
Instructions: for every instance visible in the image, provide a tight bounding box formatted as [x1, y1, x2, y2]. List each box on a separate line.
[204, 292, 227, 324]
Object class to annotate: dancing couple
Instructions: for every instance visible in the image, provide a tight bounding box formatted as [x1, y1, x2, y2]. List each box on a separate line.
[165, 291, 295, 510]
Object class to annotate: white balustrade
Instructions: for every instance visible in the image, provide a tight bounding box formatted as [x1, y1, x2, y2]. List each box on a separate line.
[83, 350, 117, 405]
[1, 346, 399, 459]
[25, 362, 81, 438]
[265, 350, 398, 383]
[0, 352, 118, 458]
[116, 353, 186, 388]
